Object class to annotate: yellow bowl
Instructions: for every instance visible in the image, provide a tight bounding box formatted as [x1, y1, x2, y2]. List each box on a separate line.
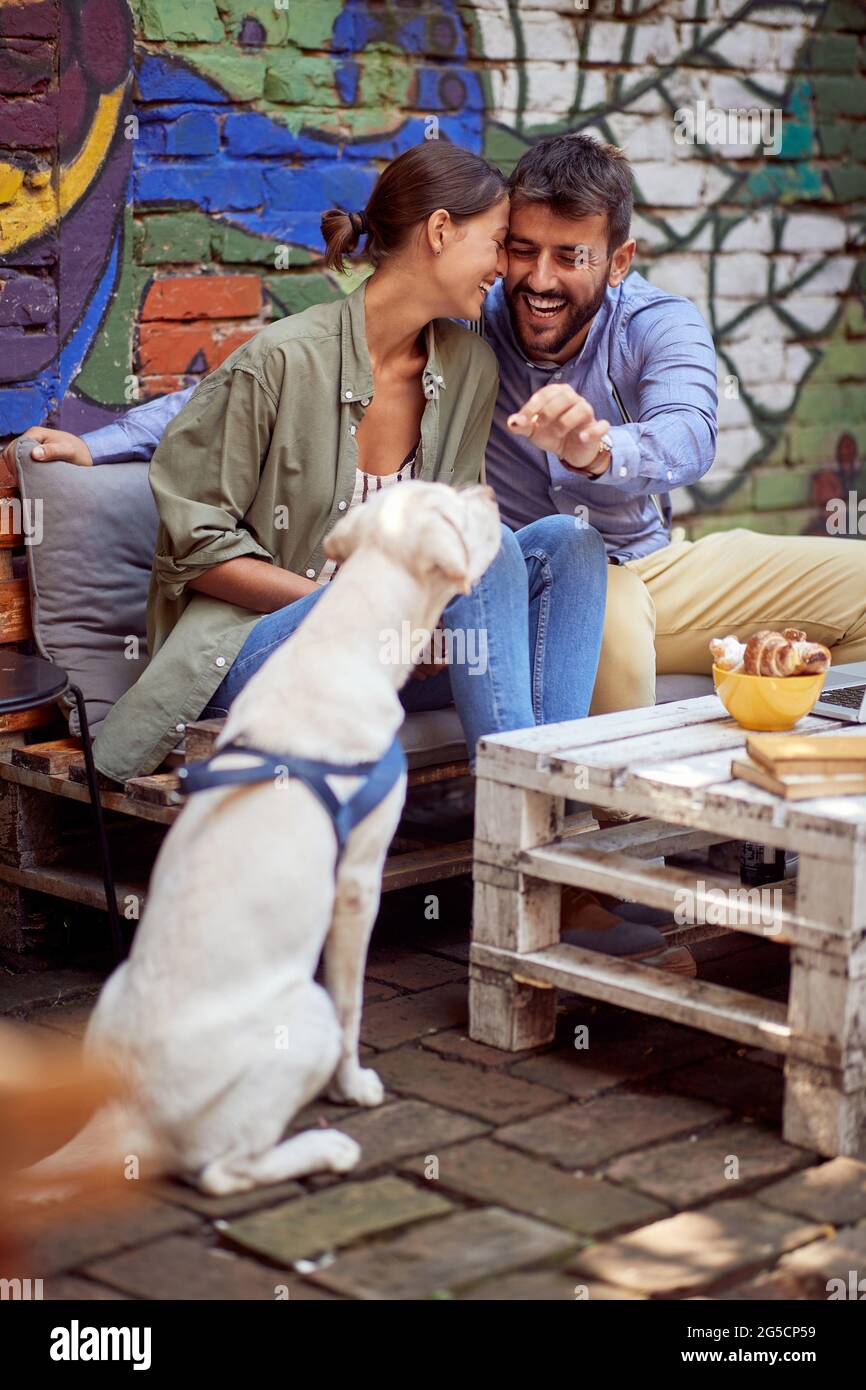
[712, 663, 827, 731]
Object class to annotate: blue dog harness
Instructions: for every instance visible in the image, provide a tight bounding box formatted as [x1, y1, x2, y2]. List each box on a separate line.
[176, 736, 407, 859]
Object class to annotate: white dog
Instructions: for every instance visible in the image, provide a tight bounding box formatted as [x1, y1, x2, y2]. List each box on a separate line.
[22, 481, 501, 1197]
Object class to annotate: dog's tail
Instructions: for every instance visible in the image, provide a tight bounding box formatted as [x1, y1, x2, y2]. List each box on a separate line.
[14, 1101, 165, 1204]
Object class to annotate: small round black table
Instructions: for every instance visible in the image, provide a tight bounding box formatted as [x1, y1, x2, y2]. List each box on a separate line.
[0, 650, 123, 960]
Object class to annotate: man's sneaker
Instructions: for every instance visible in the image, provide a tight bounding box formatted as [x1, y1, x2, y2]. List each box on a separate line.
[561, 887, 696, 977]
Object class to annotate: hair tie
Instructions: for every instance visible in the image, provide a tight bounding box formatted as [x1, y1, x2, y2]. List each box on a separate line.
[349, 209, 368, 237]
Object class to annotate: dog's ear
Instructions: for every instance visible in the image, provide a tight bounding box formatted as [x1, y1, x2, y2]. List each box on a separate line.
[415, 508, 473, 595]
[324, 506, 369, 563]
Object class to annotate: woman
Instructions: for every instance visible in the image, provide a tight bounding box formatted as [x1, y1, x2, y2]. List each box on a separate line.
[90, 141, 608, 794]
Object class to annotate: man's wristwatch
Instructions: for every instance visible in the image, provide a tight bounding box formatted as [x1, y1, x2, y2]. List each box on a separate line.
[588, 432, 613, 477]
[559, 431, 614, 477]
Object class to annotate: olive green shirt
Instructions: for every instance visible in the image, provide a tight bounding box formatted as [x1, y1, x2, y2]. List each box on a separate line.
[93, 280, 499, 783]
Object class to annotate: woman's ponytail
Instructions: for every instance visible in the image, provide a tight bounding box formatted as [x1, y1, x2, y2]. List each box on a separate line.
[320, 207, 368, 271]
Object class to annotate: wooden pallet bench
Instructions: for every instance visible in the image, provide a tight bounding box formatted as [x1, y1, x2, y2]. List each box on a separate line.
[0, 721, 475, 938]
[0, 473, 481, 945]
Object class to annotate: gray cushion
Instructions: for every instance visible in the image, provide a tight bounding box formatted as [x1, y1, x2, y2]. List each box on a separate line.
[399, 707, 467, 770]
[17, 457, 158, 736]
[656, 673, 714, 702]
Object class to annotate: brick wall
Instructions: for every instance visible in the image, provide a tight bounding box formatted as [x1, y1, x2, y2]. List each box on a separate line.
[1, 0, 864, 539]
[0, 0, 62, 435]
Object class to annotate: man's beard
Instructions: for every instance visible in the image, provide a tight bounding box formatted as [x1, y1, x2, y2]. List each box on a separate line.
[505, 273, 610, 360]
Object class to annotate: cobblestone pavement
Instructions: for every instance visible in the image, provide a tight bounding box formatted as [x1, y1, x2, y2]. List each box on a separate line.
[5, 892, 865, 1302]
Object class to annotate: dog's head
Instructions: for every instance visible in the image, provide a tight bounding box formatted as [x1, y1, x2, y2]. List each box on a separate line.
[324, 480, 501, 597]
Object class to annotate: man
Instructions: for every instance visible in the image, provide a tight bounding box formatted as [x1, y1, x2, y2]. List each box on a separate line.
[11, 134, 864, 707]
[486, 134, 866, 708]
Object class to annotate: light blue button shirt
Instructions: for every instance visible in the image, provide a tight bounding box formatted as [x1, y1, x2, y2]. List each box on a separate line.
[480, 271, 718, 560]
[84, 270, 717, 563]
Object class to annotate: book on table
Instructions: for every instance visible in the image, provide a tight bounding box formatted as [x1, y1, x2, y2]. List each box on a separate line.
[732, 756, 866, 801]
[745, 733, 866, 778]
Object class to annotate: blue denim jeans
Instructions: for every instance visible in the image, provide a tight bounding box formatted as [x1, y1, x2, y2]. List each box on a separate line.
[202, 517, 608, 763]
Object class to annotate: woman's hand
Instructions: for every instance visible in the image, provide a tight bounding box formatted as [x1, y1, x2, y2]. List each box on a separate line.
[410, 658, 447, 681]
[507, 384, 611, 475]
[410, 624, 449, 681]
[1, 427, 93, 471]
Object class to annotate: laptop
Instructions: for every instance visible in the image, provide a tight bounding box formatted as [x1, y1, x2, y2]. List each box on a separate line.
[812, 661, 866, 723]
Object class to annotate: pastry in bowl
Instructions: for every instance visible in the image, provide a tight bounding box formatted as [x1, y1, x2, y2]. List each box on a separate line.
[710, 628, 830, 731]
[710, 628, 831, 677]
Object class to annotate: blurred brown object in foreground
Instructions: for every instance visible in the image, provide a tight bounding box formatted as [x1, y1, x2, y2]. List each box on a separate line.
[0, 1018, 123, 1279]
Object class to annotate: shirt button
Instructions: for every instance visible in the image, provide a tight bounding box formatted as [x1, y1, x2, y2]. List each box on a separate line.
[337, 500, 348, 511]
[349, 425, 356, 436]
[344, 389, 353, 399]
[215, 656, 226, 668]
[553, 372, 562, 380]
[175, 722, 185, 733]
[361, 397, 370, 406]
[667, 470, 674, 481]
[619, 466, 628, 477]
[306, 568, 316, 578]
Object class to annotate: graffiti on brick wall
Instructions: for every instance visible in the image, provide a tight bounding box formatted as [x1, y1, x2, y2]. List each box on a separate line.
[126, 0, 486, 395]
[472, 0, 863, 525]
[0, 0, 862, 533]
[0, 0, 134, 433]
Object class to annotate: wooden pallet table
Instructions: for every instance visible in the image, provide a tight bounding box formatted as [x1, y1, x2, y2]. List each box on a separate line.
[469, 695, 866, 1159]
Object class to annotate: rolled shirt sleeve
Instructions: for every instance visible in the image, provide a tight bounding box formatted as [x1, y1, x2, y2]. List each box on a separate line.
[602, 304, 718, 493]
[149, 366, 278, 600]
[82, 386, 197, 464]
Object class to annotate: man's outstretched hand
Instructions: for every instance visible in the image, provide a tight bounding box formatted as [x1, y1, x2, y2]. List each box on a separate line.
[1, 427, 93, 474]
[507, 384, 611, 476]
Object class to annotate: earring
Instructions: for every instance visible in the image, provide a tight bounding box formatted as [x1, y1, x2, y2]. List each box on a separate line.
[435, 248, 442, 256]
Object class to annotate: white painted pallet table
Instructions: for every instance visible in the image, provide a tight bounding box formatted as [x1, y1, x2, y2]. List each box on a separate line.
[469, 696, 866, 1159]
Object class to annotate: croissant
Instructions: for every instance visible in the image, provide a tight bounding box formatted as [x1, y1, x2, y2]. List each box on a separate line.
[743, 629, 831, 677]
[743, 630, 800, 677]
[789, 639, 831, 675]
[782, 628, 831, 673]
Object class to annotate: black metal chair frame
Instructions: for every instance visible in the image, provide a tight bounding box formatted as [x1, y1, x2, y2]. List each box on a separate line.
[0, 651, 123, 961]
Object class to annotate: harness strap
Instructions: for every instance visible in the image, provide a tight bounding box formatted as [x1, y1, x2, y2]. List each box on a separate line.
[331, 736, 406, 849]
[176, 737, 407, 859]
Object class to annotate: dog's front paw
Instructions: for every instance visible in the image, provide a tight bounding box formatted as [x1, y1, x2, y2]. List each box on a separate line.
[328, 1062, 385, 1108]
[317, 1129, 361, 1173]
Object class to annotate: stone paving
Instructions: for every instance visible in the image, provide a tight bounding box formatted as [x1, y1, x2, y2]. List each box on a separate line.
[5, 883, 866, 1302]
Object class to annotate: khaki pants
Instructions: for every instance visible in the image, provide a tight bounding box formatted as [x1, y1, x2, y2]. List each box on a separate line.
[591, 528, 866, 714]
